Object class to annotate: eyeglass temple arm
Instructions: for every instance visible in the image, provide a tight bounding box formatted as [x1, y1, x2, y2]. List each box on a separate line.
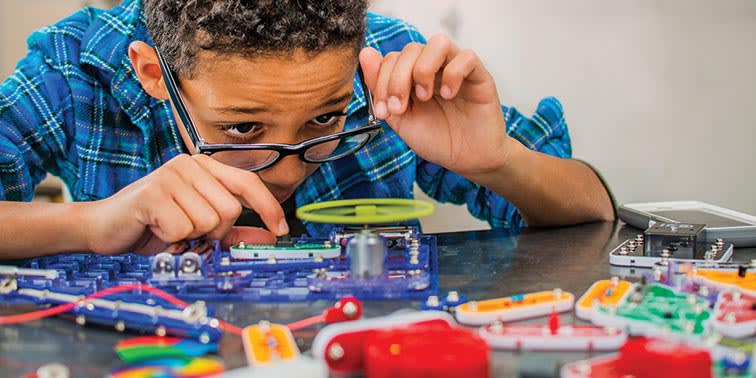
[155, 49, 204, 151]
[357, 66, 377, 123]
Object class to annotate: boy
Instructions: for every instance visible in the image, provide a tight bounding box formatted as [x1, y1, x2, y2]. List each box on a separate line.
[0, 0, 614, 259]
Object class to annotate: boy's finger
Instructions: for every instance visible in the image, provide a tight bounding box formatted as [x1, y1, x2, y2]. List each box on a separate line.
[195, 157, 288, 235]
[440, 49, 480, 100]
[413, 34, 458, 97]
[171, 185, 221, 239]
[183, 155, 243, 239]
[221, 226, 278, 250]
[143, 198, 195, 243]
[358, 47, 382, 92]
[386, 43, 424, 114]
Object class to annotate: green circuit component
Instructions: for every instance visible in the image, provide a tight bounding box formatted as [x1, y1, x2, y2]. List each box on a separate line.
[597, 283, 712, 337]
[229, 241, 341, 260]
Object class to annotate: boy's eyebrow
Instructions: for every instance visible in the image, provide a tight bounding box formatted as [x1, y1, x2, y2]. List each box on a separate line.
[317, 92, 354, 109]
[211, 92, 353, 115]
[211, 105, 266, 115]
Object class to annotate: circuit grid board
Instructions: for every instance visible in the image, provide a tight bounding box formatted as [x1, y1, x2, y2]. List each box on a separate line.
[0, 227, 438, 303]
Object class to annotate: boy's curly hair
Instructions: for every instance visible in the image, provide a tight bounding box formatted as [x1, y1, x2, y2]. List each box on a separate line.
[143, 0, 368, 77]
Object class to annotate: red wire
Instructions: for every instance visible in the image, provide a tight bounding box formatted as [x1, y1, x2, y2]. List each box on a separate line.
[0, 284, 244, 335]
[217, 320, 242, 335]
[287, 314, 325, 331]
[0, 304, 75, 325]
[0, 283, 331, 336]
[0, 284, 186, 325]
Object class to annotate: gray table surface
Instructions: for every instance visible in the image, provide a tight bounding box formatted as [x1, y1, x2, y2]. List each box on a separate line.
[1, 221, 754, 377]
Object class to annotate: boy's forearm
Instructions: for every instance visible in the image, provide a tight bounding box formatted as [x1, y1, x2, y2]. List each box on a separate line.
[466, 137, 615, 227]
[0, 201, 91, 259]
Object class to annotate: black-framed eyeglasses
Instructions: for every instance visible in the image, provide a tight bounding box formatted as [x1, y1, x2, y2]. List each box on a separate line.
[156, 49, 383, 172]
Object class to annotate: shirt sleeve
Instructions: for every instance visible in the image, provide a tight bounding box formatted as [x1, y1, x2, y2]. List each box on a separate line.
[416, 97, 572, 228]
[0, 47, 72, 201]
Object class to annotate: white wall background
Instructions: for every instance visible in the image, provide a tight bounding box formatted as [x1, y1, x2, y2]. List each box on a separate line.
[372, 0, 756, 232]
[2, 1, 755, 233]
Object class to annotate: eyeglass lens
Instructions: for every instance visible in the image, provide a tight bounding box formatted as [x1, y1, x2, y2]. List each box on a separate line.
[210, 129, 373, 171]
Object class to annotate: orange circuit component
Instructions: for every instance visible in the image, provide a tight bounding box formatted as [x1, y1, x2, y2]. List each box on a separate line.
[691, 268, 756, 295]
[576, 278, 633, 320]
[455, 289, 574, 325]
[242, 321, 300, 366]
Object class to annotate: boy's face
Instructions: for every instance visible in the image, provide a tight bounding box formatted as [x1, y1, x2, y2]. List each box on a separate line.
[171, 48, 358, 203]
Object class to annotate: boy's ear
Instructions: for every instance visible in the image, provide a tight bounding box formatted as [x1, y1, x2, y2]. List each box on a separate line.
[128, 41, 169, 100]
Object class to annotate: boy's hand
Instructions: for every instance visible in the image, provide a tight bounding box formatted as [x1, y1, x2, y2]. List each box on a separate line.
[81, 154, 285, 255]
[359, 35, 512, 177]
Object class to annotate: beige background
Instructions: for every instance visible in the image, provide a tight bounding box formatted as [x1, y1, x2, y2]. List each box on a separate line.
[2, 1, 755, 233]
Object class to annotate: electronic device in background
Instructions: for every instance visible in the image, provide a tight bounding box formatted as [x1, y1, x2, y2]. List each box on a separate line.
[609, 222, 734, 268]
[618, 201, 756, 247]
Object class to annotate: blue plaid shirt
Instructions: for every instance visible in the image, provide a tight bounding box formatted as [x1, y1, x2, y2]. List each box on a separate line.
[0, 0, 572, 236]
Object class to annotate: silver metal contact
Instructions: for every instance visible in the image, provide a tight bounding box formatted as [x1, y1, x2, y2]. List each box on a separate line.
[347, 230, 386, 279]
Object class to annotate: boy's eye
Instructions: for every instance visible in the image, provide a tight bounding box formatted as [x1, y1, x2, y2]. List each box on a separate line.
[223, 123, 260, 136]
[311, 112, 346, 127]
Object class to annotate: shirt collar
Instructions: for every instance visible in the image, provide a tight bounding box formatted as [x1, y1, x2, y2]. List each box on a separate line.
[79, 0, 155, 134]
[346, 72, 367, 118]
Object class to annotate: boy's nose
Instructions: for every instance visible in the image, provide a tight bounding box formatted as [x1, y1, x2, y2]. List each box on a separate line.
[257, 154, 307, 189]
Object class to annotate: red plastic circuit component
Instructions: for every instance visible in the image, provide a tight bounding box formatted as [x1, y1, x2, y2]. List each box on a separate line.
[561, 337, 713, 378]
[323, 319, 451, 374]
[711, 291, 756, 338]
[616, 338, 711, 378]
[287, 297, 364, 332]
[548, 310, 560, 334]
[364, 325, 489, 378]
[323, 296, 362, 324]
[312, 311, 455, 374]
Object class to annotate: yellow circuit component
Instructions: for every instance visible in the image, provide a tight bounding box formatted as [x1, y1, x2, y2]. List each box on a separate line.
[242, 321, 300, 366]
[575, 278, 633, 320]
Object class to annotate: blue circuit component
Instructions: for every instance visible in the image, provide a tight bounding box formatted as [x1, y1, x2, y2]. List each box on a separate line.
[420, 291, 468, 311]
[0, 271, 223, 342]
[721, 352, 752, 375]
[2, 227, 438, 303]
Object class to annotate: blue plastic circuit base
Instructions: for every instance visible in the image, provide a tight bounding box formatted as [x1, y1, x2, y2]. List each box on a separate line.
[3, 228, 438, 302]
[0, 228, 437, 341]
